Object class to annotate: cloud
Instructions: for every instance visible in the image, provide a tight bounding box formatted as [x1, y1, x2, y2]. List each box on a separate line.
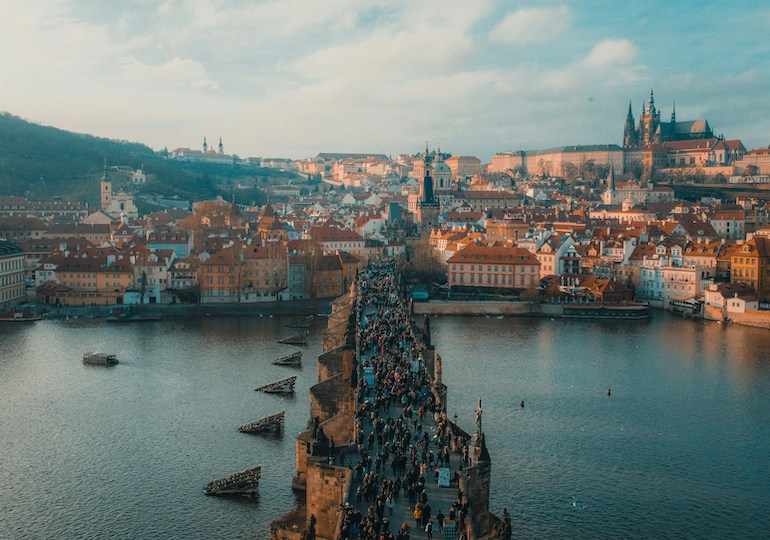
[582, 38, 639, 69]
[121, 57, 220, 90]
[489, 6, 572, 44]
[538, 38, 644, 93]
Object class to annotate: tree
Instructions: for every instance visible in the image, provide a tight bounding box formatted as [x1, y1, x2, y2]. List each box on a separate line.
[562, 162, 579, 180]
[268, 244, 288, 298]
[626, 159, 643, 179]
[304, 240, 325, 299]
[743, 164, 759, 177]
[398, 237, 446, 285]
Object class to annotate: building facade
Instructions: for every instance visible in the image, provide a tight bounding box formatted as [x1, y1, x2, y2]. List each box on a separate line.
[0, 241, 26, 308]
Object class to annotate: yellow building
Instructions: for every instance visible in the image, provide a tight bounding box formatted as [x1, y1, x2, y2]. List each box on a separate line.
[447, 243, 540, 290]
[445, 156, 482, 181]
[731, 237, 770, 300]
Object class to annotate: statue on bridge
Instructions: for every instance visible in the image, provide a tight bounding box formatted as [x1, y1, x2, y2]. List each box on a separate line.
[475, 396, 483, 438]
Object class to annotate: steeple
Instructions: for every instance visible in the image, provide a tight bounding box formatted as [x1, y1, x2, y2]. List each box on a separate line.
[607, 161, 616, 192]
[623, 101, 636, 147]
[218, 137, 224, 155]
[648, 88, 656, 115]
[671, 100, 676, 123]
[203, 136, 208, 153]
[100, 158, 112, 211]
[422, 163, 435, 204]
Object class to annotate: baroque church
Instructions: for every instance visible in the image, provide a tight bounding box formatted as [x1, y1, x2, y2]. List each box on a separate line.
[623, 89, 714, 148]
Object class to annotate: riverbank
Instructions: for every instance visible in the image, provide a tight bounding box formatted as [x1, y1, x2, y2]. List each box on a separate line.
[34, 298, 334, 320]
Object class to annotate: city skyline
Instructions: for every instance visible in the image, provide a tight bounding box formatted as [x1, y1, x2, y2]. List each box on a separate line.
[2, 1, 769, 160]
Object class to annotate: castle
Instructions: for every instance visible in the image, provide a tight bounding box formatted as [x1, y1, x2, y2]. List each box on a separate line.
[623, 88, 714, 148]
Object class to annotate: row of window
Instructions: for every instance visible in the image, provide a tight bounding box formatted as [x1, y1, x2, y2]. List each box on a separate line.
[452, 274, 528, 285]
[0, 285, 24, 302]
[0, 274, 23, 286]
[61, 273, 125, 279]
[0, 259, 24, 272]
[452, 264, 537, 273]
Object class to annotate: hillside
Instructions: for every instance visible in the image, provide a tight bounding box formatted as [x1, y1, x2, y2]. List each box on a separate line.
[0, 113, 297, 205]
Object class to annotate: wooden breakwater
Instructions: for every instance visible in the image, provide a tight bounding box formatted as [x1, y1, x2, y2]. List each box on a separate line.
[205, 465, 261, 496]
[239, 411, 285, 434]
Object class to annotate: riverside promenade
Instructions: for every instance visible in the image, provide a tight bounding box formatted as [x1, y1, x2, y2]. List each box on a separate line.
[271, 260, 510, 540]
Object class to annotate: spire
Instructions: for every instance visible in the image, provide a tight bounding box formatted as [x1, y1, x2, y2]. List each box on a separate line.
[203, 136, 208, 153]
[608, 161, 616, 192]
[648, 88, 656, 115]
[623, 101, 636, 148]
[218, 137, 223, 155]
[641, 101, 646, 116]
[422, 160, 435, 204]
[671, 100, 676, 123]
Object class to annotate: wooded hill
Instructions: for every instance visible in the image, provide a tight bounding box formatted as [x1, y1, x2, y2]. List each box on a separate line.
[0, 112, 294, 205]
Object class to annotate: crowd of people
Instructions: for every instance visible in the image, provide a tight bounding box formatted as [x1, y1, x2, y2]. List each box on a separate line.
[338, 261, 473, 540]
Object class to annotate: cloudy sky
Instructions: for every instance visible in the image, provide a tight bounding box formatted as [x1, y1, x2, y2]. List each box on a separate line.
[1, 1, 768, 161]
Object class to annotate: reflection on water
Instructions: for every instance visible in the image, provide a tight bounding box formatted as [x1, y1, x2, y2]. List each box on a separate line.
[431, 313, 770, 540]
[1, 313, 769, 539]
[0, 317, 323, 540]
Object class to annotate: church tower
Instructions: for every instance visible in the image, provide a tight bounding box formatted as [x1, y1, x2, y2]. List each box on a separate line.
[640, 88, 661, 146]
[432, 146, 453, 192]
[100, 158, 112, 211]
[203, 136, 208, 153]
[623, 102, 637, 147]
[417, 157, 440, 234]
[218, 137, 224, 155]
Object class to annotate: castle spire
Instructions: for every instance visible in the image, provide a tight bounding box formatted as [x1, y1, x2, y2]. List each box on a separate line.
[648, 88, 656, 115]
[671, 100, 676, 123]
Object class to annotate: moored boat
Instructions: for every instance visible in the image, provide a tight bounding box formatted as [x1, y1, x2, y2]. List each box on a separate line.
[83, 352, 119, 366]
[562, 304, 651, 320]
[0, 308, 42, 322]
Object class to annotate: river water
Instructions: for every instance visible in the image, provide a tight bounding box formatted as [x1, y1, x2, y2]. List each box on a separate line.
[0, 314, 768, 539]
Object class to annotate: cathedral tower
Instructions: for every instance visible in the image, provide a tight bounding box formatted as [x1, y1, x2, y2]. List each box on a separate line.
[623, 102, 637, 147]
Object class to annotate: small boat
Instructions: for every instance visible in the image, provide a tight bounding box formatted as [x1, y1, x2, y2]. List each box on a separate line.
[106, 314, 161, 323]
[0, 308, 42, 322]
[83, 352, 119, 366]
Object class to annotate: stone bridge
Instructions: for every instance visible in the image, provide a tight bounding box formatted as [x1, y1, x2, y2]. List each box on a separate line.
[271, 262, 510, 540]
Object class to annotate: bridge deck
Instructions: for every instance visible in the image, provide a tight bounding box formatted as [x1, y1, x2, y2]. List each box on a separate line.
[339, 264, 473, 540]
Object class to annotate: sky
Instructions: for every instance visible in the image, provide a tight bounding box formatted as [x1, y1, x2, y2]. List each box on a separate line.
[1, 1, 769, 162]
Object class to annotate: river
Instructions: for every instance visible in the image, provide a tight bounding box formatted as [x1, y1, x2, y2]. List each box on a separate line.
[0, 313, 768, 539]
